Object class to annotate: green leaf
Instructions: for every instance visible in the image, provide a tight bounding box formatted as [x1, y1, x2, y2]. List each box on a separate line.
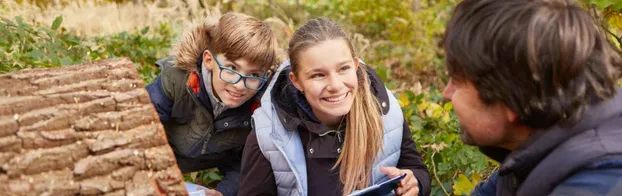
[404, 90, 416, 100]
[437, 162, 452, 175]
[207, 172, 221, 181]
[443, 102, 453, 111]
[202, 172, 210, 183]
[60, 57, 72, 65]
[2, 18, 16, 27]
[15, 16, 25, 38]
[183, 173, 193, 182]
[29, 50, 44, 59]
[590, 0, 614, 10]
[398, 93, 410, 108]
[409, 115, 424, 131]
[374, 66, 389, 82]
[190, 172, 198, 181]
[442, 113, 451, 123]
[141, 26, 150, 34]
[51, 16, 63, 30]
[453, 174, 477, 195]
[15, 16, 25, 25]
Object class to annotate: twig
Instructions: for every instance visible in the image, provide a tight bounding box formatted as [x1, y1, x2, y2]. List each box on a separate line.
[431, 151, 450, 196]
[603, 26, 622, 46]
[587, 4, 622, 47]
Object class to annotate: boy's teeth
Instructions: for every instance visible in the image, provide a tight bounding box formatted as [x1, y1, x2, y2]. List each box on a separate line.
[229, 90, 242, 97]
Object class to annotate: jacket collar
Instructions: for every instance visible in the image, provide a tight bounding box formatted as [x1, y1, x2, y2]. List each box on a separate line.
[480, 88, 622, 178]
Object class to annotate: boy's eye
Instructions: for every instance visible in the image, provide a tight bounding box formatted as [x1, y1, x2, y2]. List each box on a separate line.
[251, 73, 262, 77]
[224, 65, 236, 71]
[310, 73, 324, 79]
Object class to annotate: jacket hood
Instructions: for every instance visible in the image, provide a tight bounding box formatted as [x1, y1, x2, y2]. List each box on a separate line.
[171, 17, 217, 72]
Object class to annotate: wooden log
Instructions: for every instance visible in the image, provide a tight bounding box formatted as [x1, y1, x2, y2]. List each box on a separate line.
[0, 58, 187, 195]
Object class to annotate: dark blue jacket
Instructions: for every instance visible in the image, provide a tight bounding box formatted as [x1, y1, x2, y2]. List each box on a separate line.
[145, 57, 258, 196]
[471, 88, 622, 196]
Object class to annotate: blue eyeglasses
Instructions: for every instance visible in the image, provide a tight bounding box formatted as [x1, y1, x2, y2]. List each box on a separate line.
[213, 55, 268, 91]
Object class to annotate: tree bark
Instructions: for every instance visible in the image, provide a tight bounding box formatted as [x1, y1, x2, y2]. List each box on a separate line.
[0, 58, 187, 195]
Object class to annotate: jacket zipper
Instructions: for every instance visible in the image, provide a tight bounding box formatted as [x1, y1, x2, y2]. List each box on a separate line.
[318, 130, 344, 143]
[201, 134, 212, 154]
[186, 85, 214, 155]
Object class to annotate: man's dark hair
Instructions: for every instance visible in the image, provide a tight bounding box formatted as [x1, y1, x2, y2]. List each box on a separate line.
[443, 0, 622, 129]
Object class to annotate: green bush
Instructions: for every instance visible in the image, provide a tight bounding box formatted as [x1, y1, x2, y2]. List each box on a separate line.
[0, 15, 172, 83]
[396, 88, 497, 196]
[0, 16, 91, 72]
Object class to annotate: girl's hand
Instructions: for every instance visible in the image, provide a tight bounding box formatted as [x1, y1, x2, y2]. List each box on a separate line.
[381, 167, 419, 196]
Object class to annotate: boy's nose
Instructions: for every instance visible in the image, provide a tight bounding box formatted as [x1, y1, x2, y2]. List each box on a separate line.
[233, 79, 246, 90]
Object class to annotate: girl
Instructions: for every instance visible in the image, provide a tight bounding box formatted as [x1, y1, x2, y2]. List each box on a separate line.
[239, 17, 431, 196]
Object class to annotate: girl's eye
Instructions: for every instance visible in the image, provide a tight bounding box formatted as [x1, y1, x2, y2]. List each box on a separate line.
[339, 66, 351, 72]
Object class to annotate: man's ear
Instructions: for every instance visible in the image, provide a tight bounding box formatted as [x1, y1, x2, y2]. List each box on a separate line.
[202, 50, 214, 71]
[289, 72, 303, 92]
[505, 106, 520, 123]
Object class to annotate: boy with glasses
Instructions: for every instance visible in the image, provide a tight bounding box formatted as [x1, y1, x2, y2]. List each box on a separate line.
[145, 13, 279, 196]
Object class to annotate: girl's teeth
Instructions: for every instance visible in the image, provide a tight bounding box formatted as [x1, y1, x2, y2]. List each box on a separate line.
[326, 93, 347, 102]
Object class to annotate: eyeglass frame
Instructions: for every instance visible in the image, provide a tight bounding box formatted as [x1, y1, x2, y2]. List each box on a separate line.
[212, 54, 269, 91]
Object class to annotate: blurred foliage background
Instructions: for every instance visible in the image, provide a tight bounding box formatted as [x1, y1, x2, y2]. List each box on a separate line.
[1, 0, 620, 195]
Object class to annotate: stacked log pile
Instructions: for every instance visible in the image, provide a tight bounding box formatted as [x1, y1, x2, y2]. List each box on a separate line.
[0, 58, 187, 195]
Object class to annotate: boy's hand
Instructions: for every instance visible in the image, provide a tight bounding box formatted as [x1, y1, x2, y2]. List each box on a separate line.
[204, 189, 223, 196]
[381, 167, 419, 196]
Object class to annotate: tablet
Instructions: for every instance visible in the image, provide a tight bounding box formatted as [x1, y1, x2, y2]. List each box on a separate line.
[348, 173, 407, 196]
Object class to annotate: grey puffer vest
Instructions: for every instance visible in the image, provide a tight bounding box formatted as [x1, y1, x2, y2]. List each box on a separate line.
[252, 62, 404, 196]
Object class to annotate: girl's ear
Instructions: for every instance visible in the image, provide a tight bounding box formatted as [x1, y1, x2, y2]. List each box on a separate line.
[289, 72, 303, 92]
[353, 57, 361, 70]
[202, 50, 214, 71]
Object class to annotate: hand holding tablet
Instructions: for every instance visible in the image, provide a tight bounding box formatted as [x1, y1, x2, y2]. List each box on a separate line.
[348, 173, 408, 196]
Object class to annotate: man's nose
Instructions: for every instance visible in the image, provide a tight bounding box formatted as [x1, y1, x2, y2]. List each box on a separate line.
[442, 79, 455, 101]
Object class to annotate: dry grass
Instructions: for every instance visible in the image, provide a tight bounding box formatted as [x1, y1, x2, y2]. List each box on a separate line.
[1, 0, 222, 36]
[1, 0, 294, 60]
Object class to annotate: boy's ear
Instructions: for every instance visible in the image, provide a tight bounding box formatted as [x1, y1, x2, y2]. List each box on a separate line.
[202, 50, 214, 71]
[289, 72, 303, 92]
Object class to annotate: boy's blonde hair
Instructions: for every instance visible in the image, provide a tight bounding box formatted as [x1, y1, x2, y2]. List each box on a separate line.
[174, 12, 279, 72]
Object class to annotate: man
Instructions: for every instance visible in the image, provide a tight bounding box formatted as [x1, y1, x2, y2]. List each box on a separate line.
[441, 0, 622, 195]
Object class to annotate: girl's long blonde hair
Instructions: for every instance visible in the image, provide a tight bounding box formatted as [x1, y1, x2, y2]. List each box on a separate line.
[288, 17, 384, 195]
